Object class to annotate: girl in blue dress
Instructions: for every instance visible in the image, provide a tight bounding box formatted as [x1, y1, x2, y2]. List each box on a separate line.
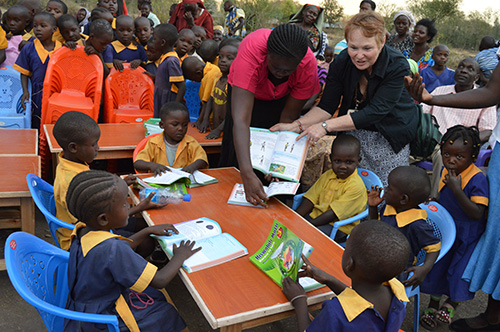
[64, 170, 200, 331]
[420, 125, 489, 330]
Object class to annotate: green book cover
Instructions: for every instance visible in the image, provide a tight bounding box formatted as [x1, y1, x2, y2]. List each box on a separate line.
[250, 220, 308, 287]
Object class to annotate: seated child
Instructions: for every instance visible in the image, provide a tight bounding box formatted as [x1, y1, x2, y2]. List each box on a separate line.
[190, 25, 206, 61]
[2, 5, 30, 66]
[142, 38, 161, 80]
[175, 28, 195, 65]
[213, 25, 224, 45]
[420, 45, 455, 93]
[82, 7, 113, 35]
[58, 14, 85, 46]
[134, 101, 208, 174]
[202, 38, 240, 139]
[368, 166, 441, 286]
[64, 169, 198, 331]
[282, 220, 410, 331]
[295, 134, 368, 241]
[76, 7, 90, 32]
[134, 16, 151, 48]
[140, 1, 160, 27]
[104, 15, 147, 71]
[420, 125, 489, 329]
[198, 39, 219, 65]
[14, 12, 61, 129]
[317, 45, 334, 72]
[182, 56, 221, 132]
[152, 23, 186, 116]
[45, 0, 67, 43]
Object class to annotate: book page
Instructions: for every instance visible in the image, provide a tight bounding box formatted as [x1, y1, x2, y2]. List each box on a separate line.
[189, 170, 217, 187]
[265, 182, 300, 197]
[249, 127, 278, 174]
[143, 167, 190, 185]
[227, 183, 258, 207]
[268, 131, 308, 182]
[155, 217, 222, 249]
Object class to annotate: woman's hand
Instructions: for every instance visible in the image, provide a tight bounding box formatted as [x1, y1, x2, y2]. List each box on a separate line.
[270, 122, 299, 133]
[242, 171, 268, 207]
[297, 122, 326, 144]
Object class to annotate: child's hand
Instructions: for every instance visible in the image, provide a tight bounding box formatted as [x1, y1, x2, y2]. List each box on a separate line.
[298, 254, 330, 285]
[113, 59, 125, 71]
[63, 41, 77, 50]
[143, 71, 155, 81]
[123, 175, 137, 186]
[404, 265, 432, 288]
[138, 191, 168, 210]
[205, 128, 221, 139]
[367, 185, 384, 207]
[443, 169, 462, 192]
[146, 224, 179, 236]
[20, 92, 30, 110]
[197, 119, 210, 133]
[264, 173, 279, 183]
[151, 163, 169, 176]
[282, 276, 306, 306]
[181, 165, 196, 174]
[173, 240, 201, 261]
[84, 44, 99, 56]
[18, 40, 29, 52]
[130, 59, 142, 69]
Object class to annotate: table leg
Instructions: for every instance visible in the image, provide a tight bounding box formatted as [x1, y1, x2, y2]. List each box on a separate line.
[220, 324, 242, 332]
[20, 197, 35, 234]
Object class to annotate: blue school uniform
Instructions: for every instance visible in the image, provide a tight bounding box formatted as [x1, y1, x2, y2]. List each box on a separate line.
[381, 205, 441, 275]
[307, 279, 408, 332]
[103, 40, 147, 68]
[154, 51, 184, 117]
[420, 66, 455, 93]
[13, 38, 62, 129]
[421, 164, 488, 301]
[65, 223, 186, 332]
[143, 59, 159, 76]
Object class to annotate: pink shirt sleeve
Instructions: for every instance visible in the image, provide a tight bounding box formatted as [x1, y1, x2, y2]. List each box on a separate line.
[289, 48, 321, 100]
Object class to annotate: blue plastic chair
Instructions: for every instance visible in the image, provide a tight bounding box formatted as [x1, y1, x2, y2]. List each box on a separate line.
[293, 168, 383, 241]
[184, 79, 201, 122]
[26, 173, 75, 248]
[476, 149, 492, 167]
[405, 201, 456, 332]
[5, 231, 120, 331]
[0, 65, 32, 128]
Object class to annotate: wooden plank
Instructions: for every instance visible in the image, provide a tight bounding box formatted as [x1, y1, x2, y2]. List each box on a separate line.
[20, 197, 35, 234]
[0, 128, 38, 155]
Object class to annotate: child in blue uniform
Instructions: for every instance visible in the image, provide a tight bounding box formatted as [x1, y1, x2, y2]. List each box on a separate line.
[14, 12, 61, 129]
[57, 14, 86, 46]
[64, 170, 199, 331]
[142, 38, 161, 80]
[368, 166, 441, 286]
[152, 23, 186, 117]
[45, 0, 67, 43]
[103, 15, 147, 71]
[135, 16, 152, 48]
[421, 125, 489, 329]
[282, 220, 410, 332]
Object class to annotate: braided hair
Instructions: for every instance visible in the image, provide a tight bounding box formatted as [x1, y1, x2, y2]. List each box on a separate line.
[440, 125, 482, 160]
[267, 24, 309, 61]
[66, 170, 121, 223]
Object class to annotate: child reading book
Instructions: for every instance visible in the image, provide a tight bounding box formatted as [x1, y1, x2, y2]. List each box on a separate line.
[64, 169, 199, 331]
[282, 220, 410, 331]
[134, 101, 208, 174]
[295, 134, 367, 241]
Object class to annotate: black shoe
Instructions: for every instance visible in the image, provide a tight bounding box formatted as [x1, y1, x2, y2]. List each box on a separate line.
[450, 314, 500, 331]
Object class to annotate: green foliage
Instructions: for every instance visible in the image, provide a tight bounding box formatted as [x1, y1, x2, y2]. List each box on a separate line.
[320, 0, 343, 26]
[238, 0, 300, 32]
[408, 0, 461, 22]
[376, 0, 402, 30]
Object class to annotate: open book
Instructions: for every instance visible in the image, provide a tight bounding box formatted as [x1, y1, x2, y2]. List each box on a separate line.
[227, 182, 300, 207]
[143, 167, 218, 187]
[152, 217, 248, 273]
[250, 220, 324, 291]
[250, 127, 308, 182]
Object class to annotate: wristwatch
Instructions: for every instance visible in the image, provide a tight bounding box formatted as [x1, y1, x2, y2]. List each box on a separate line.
[322, 121, 329, 133]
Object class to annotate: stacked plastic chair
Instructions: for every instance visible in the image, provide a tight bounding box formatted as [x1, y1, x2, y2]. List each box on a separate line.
[0, 65, 31, 128]
[104, 63, 154, 124]
[184, 79, 201, 122]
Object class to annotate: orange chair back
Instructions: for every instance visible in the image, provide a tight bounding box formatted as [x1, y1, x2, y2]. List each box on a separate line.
[104, 63, 154, 124]
[133, 133, 160, 174]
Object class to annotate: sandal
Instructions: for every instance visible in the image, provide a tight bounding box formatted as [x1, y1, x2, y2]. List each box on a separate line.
[420, 308, 438, 330]
[435, 302, 455, 325]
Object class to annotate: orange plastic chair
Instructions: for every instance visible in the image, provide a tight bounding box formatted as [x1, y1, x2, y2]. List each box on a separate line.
[104, 63, 154, 124]
[132, 133, 160, 174]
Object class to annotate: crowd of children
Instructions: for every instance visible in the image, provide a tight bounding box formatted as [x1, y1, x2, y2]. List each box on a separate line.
[1, 0, 498, 331]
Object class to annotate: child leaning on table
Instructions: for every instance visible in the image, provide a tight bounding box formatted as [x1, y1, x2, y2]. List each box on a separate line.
[282, 220, 410, 332]
[64, 170, 199, 332]
[53, 111, 165, 251]
[134, 101, 208, 175]
[295, 134, 367, 242]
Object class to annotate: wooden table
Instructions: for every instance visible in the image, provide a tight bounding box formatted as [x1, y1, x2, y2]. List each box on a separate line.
[0, 128, 38, 155]
[129, 168, 349, 331]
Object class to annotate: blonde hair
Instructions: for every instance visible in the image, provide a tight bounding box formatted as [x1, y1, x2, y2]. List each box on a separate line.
[345, 12, 386, 47]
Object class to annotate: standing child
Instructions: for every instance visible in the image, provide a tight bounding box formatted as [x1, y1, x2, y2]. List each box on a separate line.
[103, 15, 147, 71]
[76, 7, 90, 32]
[420, 45, 455, 93]
[317, 45, 334, 72]
[175, 28, 195, 65]
[190, 25, 206, 60]
[134, 16, 151, 48]
[84, 19, 114, 77]
[2, 5, 30, 66]
[198, 38, 219, 65]
[142, 38, 161, 80]
[139, 1, 160, 27]
[45, 0, 67, 43]
[134, 101, 208, 174]
[295, 134, 367, 241]
[82, 7, 114, 35]
[152, 23, 186, 116]
[282, 220, 410, 331]
[58, 14, 85, 46]
[420, 125, 489, 329]
[14, 12, 61, 129]
[64, 170, 198, 331]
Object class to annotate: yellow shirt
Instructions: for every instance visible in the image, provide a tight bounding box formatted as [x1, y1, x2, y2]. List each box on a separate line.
[134, 132, 208, 169]
[0, 27, 7, 50]
[303, 169, 367, 234]
[54, 152, 90, 250]
[52, 28, 65, 43]
[199, 62, 222, 103]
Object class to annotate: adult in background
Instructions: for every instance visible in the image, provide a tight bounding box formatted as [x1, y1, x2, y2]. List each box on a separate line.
[219, 24, 320, 205]
[169, 0, 214, 39]
[403, 18, 437, 72]
[289, 4, 328, 59]
[359, 0, 376, 12]
[386, 10, 415, 54]
[223, 0, 245, 38]
[272, 12, 418, 186]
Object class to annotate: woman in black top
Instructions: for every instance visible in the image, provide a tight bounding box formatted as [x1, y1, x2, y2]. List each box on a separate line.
[272, 12, 418, 185]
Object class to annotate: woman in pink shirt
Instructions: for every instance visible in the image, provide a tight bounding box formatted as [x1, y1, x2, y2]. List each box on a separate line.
[219, 24, 320, 206]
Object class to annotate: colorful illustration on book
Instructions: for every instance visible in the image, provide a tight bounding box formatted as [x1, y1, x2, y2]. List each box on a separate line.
[270, 163, 285, 174]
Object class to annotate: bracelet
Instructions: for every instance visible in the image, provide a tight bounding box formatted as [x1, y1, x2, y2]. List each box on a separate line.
[296, 120, 304, 133]
[290, 294, 307, 304]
